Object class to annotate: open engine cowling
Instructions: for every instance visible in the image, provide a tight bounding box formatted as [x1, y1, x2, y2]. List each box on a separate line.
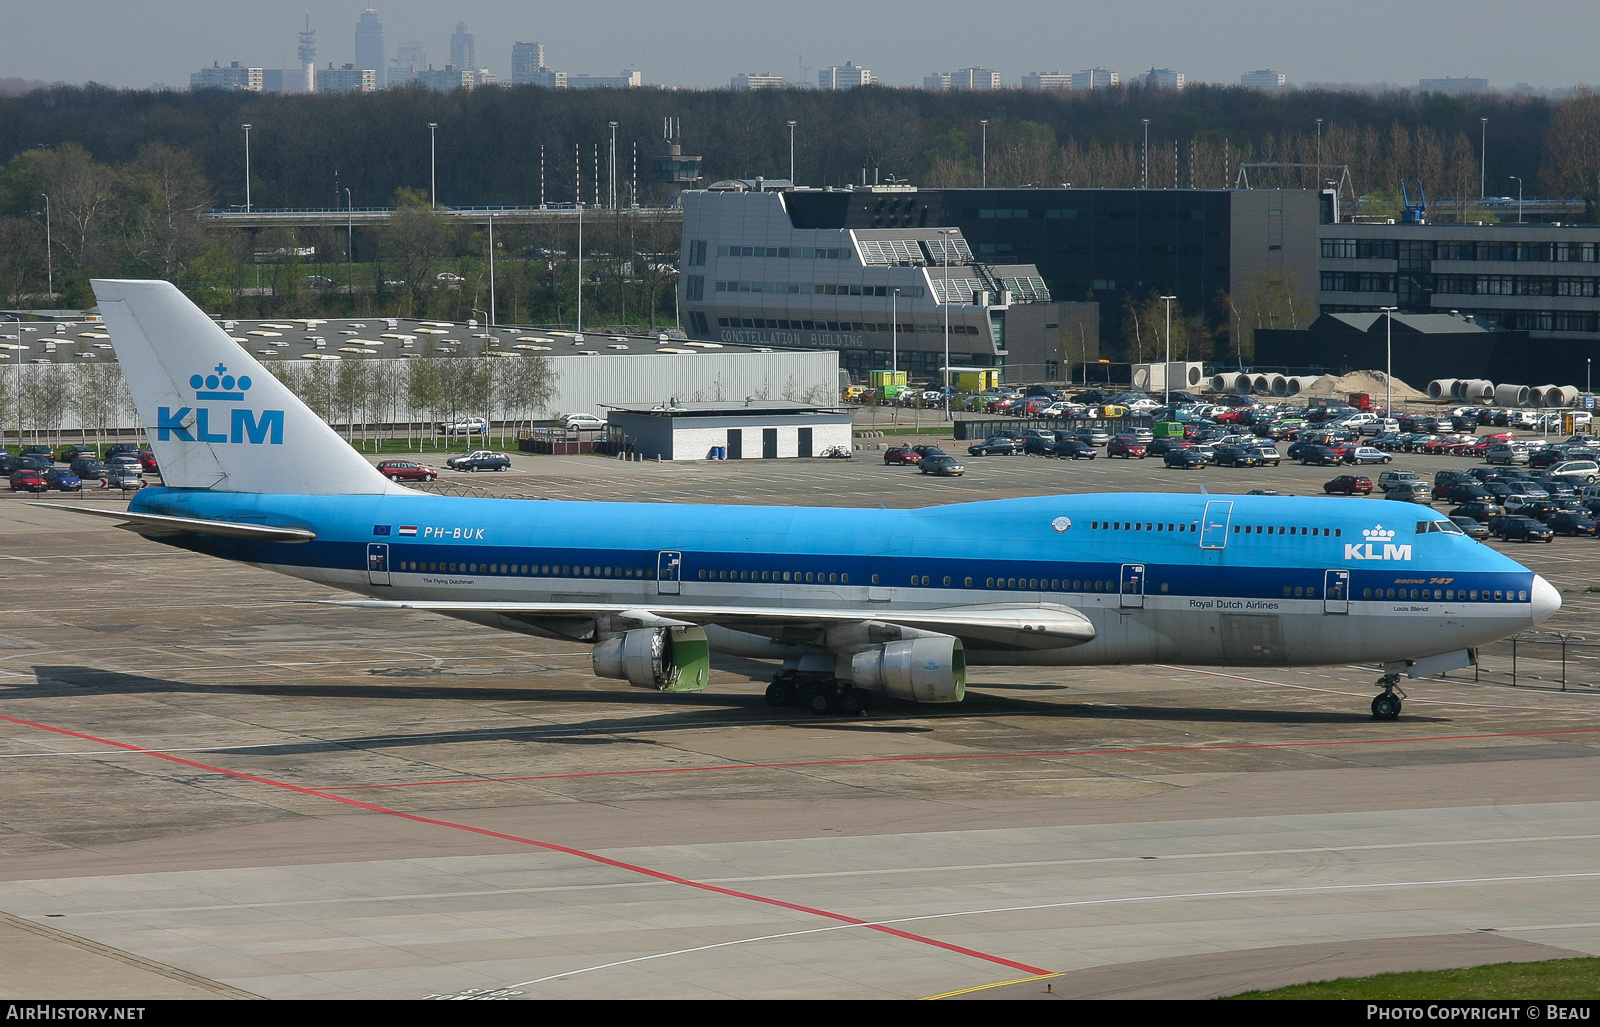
[849, 636, 966, 703]
[592, 626, 710, 692]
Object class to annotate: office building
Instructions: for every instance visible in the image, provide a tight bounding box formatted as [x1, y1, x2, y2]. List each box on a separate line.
[677, 182, 1092, 382]
[355, 9, 385, 87]
[732, 73, 785, 90]
[449, 23, 476, 72]
[511, 42, 546, 84]
[1022, 72, 1072, 91]
[391, 42, 426, 84]
[1241, 69, 1287, 90]
[818, 62, 874, 89]
[1419, 77, 1488, 95]
[190, 62, 263, 91]
[1315, 220, 1600, 366]
[566, 70, 641, 89]
[416, 65, 480, 91]
[1069, 68, 1117, 89]
[925, 68, 1001, 90]
[1144, 68, 1184, 89]
[317, 63, 376, 94]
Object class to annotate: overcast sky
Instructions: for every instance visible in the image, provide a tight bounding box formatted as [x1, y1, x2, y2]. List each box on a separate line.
[1, 0, 1590, 91]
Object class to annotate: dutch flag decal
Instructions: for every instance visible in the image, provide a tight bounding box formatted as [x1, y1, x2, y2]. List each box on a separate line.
[398, 525, 418, 536]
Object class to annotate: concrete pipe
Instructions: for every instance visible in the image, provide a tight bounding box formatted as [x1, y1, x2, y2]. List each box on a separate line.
[1545, 385, 1579, 408]
[1460, 379, 1494, 402]
[1231, 373, 1254, 393]
[1494, 384, 1531, 407]
[1184, 364, 1204, 388]
[1132, 365, 1152, 390]
[1251, 374, 1273, 394]
[1428, 379, 1459, 401]
[1209, 375, 1229, 393]
[1269, 374, 1290, 397]
[1286, 375, 1321, 395]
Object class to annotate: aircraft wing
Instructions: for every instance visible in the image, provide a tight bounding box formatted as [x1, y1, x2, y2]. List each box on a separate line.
[331, 598, 1096, 650]
[32, 503, 318, 543]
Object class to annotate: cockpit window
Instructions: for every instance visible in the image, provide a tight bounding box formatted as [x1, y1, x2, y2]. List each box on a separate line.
[1417, 519, 1464, 534]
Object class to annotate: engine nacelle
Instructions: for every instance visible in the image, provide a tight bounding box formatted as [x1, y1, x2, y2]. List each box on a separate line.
[592, 626, 710, 692]
[849, 636, 966, 704]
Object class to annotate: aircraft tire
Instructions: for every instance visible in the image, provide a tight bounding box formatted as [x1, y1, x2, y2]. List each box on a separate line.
[1371, 693, 1402, 720]
[836, 690, 863, 716]
[765, 681, 795, 707]
[804, 689, 834, 715]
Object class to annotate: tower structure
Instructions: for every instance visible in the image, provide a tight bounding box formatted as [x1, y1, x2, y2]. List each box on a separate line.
[355, 9, 385, 87]
[298, 13, 318, 93]
[449, 22, 475, 71]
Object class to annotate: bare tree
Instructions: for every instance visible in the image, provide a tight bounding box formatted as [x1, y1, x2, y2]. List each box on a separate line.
[118, 143, 212, 281]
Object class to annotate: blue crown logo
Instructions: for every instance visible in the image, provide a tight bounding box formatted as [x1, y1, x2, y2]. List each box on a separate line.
[190, 363, 252, 402]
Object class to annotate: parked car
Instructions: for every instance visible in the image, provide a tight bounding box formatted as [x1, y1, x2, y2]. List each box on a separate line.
[102, 467, 145, 490]
[1449, 516, 1491, 540]
[1054, 439, 1097, 460]
[561, 413, 607, 431]
[920, 455, 965, 476]
[1449, 501, 1502, 523]
[884, 445, 921, 466]
[19, 446, 56, 463]
[1382, 481, 1433, 504]
[1377, 470, 1422, 493]
[1548, 510, 1600, 537]
[41, 467, 82, 491]
[1299, 445, 1343, 466]
[1107, 437, 1147, 459]
[1496, 515, 1555, 542]
[967, 436, 1023, 456]
[1163, 446, 1206, 469]
[439, 416, 489, 435]
[1345, 446, 1393, 465]
[1323, 474, 1374, 495]
[8, 469, 49, 492]
[376, 460, 439, 482]
[1251, 445, 1282, 467]
[1212, 444, 1263, 467]
[69, 457, 108, 481]
[1546, 460, 1600, 484]
[445, 450, 511, 472]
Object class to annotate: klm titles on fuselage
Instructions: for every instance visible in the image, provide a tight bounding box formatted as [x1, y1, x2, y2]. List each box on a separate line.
[156, 364, 284, 445]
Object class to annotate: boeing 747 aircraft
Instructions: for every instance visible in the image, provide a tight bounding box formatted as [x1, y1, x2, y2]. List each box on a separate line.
[45, 280, 1560, 720]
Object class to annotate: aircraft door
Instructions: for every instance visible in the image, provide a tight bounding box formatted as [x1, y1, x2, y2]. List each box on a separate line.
[1199, 500, 1234, 549]
[1120, 563, 1146, 608]
[656, 550, 683, 594]
[1323, 569, 1350, 614]
[366, 543, 391, 587]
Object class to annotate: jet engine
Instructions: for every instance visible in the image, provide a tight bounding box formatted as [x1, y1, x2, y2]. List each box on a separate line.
[592, 626, 710, 692]
[849, 636, 966, 703]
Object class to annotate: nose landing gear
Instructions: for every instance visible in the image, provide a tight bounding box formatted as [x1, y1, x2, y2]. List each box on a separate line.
[1371, 674, 1405, 720]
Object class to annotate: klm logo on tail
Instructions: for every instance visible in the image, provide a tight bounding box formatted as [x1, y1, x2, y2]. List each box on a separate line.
[157, 364, 284, 445]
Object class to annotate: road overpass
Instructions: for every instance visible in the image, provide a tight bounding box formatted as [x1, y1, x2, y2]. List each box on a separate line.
[202, 205, 684, 230]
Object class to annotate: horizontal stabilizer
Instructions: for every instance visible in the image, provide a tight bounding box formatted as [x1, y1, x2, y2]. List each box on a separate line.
[332, 599, 1095, 650]
[32, 503, 317, 542]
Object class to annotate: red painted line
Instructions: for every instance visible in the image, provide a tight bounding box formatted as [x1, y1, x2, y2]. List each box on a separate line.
[313, 725, 1600, 792]
[0, 712, 1050, 977]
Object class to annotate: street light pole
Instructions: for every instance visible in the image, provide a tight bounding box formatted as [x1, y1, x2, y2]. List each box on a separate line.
[1510, 176, 1524, 223]
[428, 122, 438, 209]
[608, 121, 618, 210]
[576, 203, 584, 332]
[344, 186, 352, 294]
[787, 120, 796, 183]
[980, 119, 988, 188]
[487, 213, 496, 328]
[1315, 118, 1323, 190]
[241, 124, 252, 213]
[1160, 294, 1176, 405]
[889, 286, 899, 389]
[1142, 119, 1150, 189]
[939, 229, 957, 421]
[39, 193, 51, 299]
[1380, 305, 1397, 417]
[1480, 118, 1488, 200]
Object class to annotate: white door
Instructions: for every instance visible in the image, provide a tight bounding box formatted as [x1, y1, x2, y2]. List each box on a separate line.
[656, 551, 683, 595]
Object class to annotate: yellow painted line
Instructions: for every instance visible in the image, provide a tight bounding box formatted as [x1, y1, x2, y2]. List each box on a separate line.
[922, 972, 1063, 1000]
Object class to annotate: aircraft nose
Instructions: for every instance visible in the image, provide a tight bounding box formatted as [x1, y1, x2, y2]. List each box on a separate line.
[1531, 575, 1562, 625]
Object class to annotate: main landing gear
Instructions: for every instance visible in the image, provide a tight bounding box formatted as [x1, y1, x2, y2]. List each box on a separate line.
[1371, 674, 1405, 720]
[765, 669, 869, 716]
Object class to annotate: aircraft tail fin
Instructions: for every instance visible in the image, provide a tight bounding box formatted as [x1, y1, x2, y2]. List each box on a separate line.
[91, 279, 399, 496]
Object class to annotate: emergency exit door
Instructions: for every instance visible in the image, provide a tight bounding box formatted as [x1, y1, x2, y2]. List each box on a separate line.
[1120, 563, 1146, 608]
[366, 543, 391, 586]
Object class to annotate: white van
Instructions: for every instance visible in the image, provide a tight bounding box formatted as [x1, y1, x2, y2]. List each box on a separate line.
[1547, 459, 1600, 483]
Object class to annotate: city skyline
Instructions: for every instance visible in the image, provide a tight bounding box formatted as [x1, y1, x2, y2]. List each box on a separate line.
[2, 0, 1596, 91]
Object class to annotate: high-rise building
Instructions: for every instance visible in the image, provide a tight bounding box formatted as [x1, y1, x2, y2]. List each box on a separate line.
[190, 62, 263, 91]
[1419, 77, 1487, 95]
[318, 63, 376, 94]
[1241, 69, 1287, 90]
[355, 9, 385, 87]
[732, 73, 785, 90]
[449, 22, 476, 71]
[511, 41, 547, 83]
[391, 42, 426, 84]
[1144, 68, 1184, 89]
[1022, 72, 1072, 91]
[818, 61, 874, 89]
[566, 70, 642, 89]
[1069, 68, 1117, 89]
[416, 65, 484, 91]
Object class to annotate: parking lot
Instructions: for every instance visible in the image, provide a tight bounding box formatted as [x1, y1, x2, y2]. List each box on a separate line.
[2, 437, 1599, 999]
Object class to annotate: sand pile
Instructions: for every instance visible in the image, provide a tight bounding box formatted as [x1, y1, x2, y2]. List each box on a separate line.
[1296, 370, 1429, 404]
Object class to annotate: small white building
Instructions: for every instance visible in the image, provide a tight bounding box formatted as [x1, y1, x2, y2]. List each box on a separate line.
[605, 401, 852, 461]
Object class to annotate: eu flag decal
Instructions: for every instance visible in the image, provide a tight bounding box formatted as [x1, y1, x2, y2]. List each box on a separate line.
[373, 525, 391, 536]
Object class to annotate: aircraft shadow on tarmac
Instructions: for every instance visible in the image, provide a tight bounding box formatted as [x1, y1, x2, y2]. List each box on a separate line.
[11, 665, 1448, 762]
